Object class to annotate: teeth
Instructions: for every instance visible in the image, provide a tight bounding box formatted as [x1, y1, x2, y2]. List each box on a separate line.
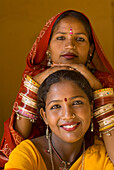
[63, 124, 77, 128]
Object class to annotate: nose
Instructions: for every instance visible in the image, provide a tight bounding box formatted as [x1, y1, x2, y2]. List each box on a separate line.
[62, 105, 75, 120]
[65, 38, 76, 50]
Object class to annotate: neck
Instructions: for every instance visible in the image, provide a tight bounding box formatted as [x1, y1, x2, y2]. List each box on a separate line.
[51, 133, 84, 163]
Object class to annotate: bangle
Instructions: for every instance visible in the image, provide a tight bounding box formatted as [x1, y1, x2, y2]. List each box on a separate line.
[16, 112, 37, 123]
[94, 103, 114, 117]
[19, 93, 37, 109]
[99, 123, 114, 132]
[96, 111, 113, 121]
[26, 75, 40, 88]
[101, 126, 114, 136]
[94, 88, 113, 100]
[94, 96, 114, 109]
[24, 79, 38, 94]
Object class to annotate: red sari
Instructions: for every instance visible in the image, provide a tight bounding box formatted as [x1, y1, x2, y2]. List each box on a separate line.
[0, 10, 114, 168]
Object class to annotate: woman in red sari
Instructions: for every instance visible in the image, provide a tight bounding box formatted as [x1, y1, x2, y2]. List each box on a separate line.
[0, 10, 114, 168]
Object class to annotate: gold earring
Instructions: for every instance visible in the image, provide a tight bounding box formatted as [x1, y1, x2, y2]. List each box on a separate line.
[91, 119, 93, 132]
[46, 125, 49, 139]
[46, 50, 52, 67]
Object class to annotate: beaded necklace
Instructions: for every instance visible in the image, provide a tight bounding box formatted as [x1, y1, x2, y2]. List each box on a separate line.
[48, 134, 85, 170]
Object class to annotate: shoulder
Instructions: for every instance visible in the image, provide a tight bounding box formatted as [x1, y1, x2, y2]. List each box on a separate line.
[84, 136, 114, 169]
[4, 139, 47, 169]
[94, 70, 114, 88]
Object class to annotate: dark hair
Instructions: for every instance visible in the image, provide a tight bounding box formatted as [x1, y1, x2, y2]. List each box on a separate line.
[37, 70, 93, 113]
[49, 10, 94, 45]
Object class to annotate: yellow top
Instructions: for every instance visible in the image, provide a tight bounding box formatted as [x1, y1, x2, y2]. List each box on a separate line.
[4, 137, 114, 170]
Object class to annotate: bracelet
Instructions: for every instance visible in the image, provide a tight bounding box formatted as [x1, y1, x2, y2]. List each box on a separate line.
[19, 93, 37, 109]
[94, 88, 113, 100]
[16, 112, 37, 123]
[26, 75, 40, 88]
[101, 126, 114, 136]
[94, 96, 114, 109]
[18, 106, 38, 117]
[24, 79, 38, 94]
[22, 86, 37, 100]
[98, 114, 114, 126]
[99, 123, 114, 132]
[94, 103, 114, 117]
[96, 111, 113, 121]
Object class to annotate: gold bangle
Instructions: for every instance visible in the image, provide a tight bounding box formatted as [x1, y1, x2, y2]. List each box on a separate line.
[18, 106, 37, 115]
[99, 123, 114, 132]
[19, 93, 37, 109]
[94, 103, 114, 117]
[94, 88, 113, 100]
[98, 115, 114, 127]
[24, 80, 38, 94]
[26, 75, 40, 88]
[101, 126, 114, 136]
[16, 112, 36, 123]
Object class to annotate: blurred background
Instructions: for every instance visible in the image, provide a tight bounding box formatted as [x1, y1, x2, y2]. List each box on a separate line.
[0, 0, 114, 142]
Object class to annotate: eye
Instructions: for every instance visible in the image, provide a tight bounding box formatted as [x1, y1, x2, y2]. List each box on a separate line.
[50, 104, 61, 110]
[75, 37, 85, 42]
[56, 36, 65, 40]
[72, 100, 83, 105]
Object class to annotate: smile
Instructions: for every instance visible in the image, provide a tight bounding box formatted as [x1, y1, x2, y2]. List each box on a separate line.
[61, 122, 80, 131]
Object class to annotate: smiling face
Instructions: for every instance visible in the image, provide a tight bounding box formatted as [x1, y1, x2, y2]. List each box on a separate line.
[48, 16, 94, 64]
[40, 79, 93, 143]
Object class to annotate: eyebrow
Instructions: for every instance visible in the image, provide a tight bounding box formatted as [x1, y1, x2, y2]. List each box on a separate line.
[55, 31, 87, 36]
[47, 96, 85, 106]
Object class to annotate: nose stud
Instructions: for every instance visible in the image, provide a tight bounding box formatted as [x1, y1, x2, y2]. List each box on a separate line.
[72, 114, 75, 118]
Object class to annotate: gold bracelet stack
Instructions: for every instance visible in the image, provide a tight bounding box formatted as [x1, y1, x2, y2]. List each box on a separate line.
[93, 88, 114, 137]
[17, 75, 40, 123]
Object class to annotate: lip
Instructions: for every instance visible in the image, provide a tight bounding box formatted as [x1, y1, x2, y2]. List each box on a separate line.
[61, 53, 78, 59]
[60, 121, 80, 132]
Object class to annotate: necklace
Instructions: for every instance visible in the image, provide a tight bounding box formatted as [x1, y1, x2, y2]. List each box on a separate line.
[48, 134, 85, 170]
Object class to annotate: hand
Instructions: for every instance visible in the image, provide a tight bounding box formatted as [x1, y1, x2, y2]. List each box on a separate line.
[33, 65, 76, 84]
[53, 63, 103, 90]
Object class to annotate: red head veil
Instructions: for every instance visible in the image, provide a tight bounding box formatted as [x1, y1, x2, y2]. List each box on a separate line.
[23, 9, 114, 81]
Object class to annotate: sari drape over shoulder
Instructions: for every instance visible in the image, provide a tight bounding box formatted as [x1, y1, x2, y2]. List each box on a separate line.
[0, 10, 114, 168]
[4, 138, 114, 170]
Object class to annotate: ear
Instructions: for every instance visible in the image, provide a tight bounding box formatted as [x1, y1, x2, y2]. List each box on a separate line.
[40, 108, 48, 125]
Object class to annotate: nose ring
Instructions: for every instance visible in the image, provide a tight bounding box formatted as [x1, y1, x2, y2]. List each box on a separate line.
[72, 114, 75, 118]
[73, 45, 76, 49]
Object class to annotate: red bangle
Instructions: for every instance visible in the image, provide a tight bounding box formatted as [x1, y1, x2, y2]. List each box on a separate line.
[96, 110, 114, 121]
[94, 96, 114, 109]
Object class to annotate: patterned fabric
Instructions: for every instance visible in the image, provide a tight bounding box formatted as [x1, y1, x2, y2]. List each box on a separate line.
[4, 138, 114, 170]
[0, 10, 114, 169]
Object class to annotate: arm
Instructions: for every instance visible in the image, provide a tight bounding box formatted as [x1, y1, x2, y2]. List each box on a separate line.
[14, 117, 32, 139]
[93, 89, 114, 164]
[103, 129, 114, 164]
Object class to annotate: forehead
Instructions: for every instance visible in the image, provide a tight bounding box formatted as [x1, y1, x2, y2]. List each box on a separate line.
[53, 16, 87, 33]
[46, 79, 88, 101]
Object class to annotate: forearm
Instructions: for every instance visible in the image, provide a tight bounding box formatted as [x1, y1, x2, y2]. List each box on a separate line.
[93, 88, 114, 164]
[103, 129, 114, 164]
[15, 116, 32, 139]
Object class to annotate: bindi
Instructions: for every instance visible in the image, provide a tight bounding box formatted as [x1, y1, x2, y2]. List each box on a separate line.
[69, 28, 73, 35]
[64, 98, 67, 102]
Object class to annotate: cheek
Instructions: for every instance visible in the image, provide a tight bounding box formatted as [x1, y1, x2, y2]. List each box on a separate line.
[46, 113, 59, 126]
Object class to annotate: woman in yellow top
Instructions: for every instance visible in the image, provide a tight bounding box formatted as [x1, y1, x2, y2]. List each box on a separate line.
[4, 70, 114, 170]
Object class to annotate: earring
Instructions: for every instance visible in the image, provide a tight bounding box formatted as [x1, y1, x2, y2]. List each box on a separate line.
[46, 50, 52, 67]
[85, 54, 92, 68]
[46, 125, 49, 139]
[91, 120, 94, 132]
